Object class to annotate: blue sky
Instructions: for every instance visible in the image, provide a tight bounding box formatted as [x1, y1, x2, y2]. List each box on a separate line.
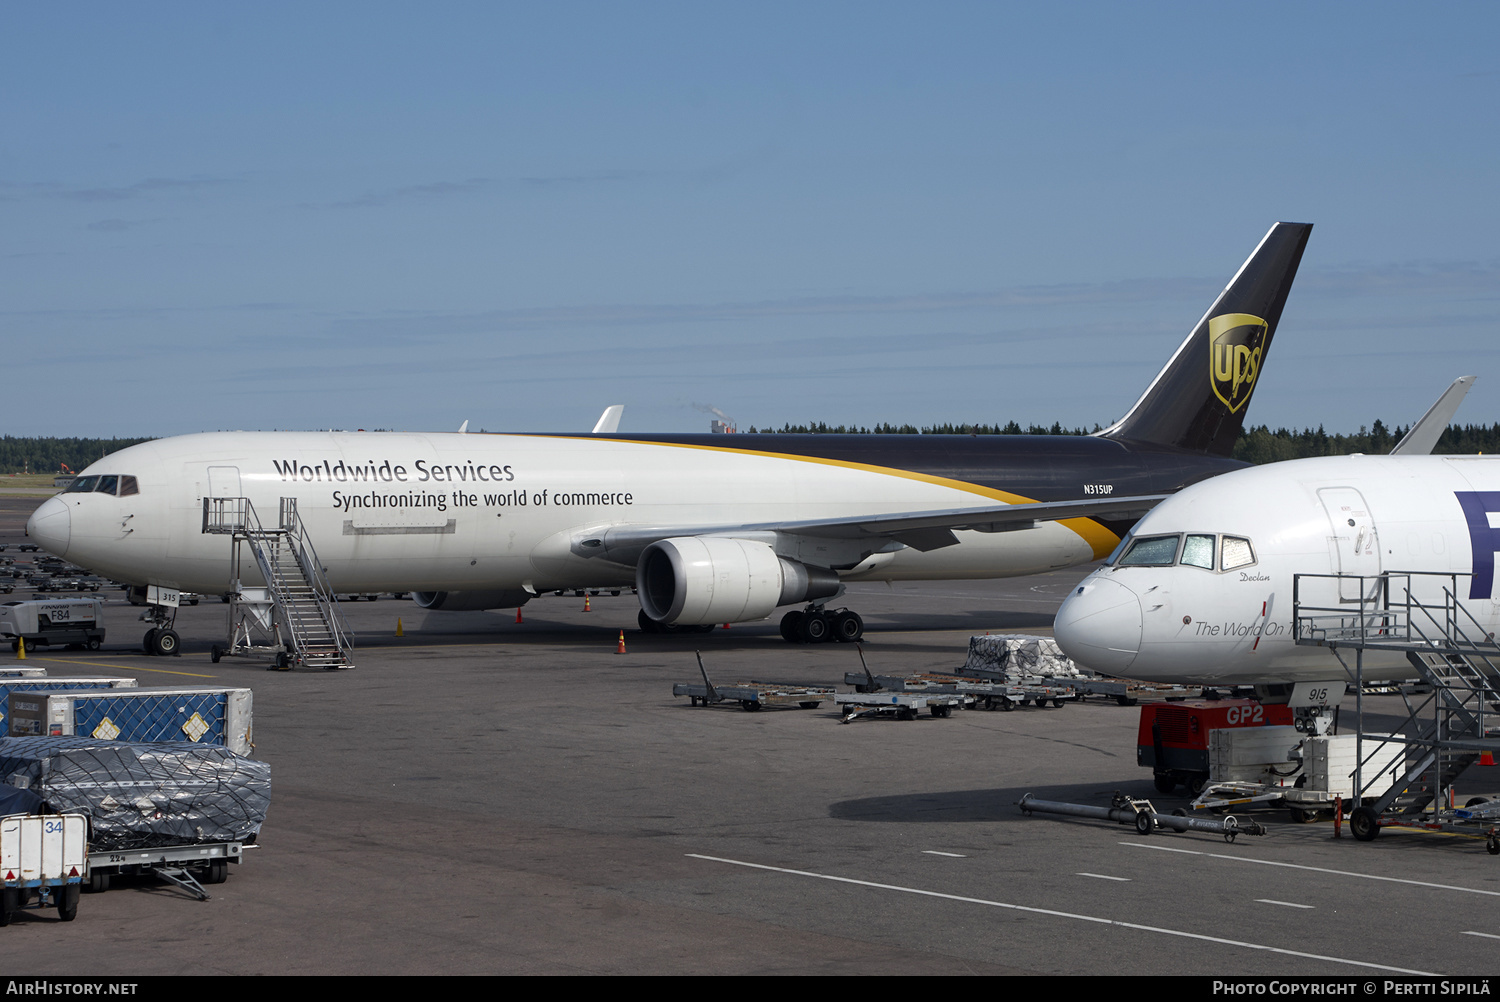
[4, 3, 1498, 437]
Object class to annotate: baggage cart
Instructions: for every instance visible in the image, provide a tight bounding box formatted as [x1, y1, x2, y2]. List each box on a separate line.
[86, 840, 246, 900]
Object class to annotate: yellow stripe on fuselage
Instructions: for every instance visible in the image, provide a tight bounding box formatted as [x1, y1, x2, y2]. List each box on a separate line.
[531, 435, 1122, 560]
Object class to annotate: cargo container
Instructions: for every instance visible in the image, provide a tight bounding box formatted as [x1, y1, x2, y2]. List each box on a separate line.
[0, 677, 139, 737]
[1138, 699, 1294, 793]
[7, 687, 253, 755]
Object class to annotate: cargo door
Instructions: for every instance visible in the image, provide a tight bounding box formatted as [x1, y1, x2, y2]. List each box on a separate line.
[1318, 487, 1381, 603]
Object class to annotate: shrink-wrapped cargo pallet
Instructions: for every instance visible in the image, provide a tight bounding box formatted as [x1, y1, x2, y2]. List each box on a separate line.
[961, 634, 1087, 679]
[0, 737, 269, 851]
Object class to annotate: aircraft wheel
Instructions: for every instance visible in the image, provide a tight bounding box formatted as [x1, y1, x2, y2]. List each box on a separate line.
[142, 628, 159, 655]
[832, 610, 864, 643]
[779, 611, 804, 643]
[152, 629, 180, 657]
[1350, 806, 1381, 842]
[800, 612, 831, 644]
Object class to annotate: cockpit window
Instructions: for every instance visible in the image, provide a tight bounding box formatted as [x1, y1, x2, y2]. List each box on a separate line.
[1221, 536, 1255, 570]
[1103, 531, 1134, 566]
[95, 475, 118, 495]
[1118, 534, 1181, 566]
[1181, 534, 1216, 569]
[63, 476, 99, 494]
[119, 475, 139, 496]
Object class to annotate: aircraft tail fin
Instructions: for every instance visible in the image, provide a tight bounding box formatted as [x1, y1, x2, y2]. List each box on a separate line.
[1099, 222, 1312, 457]
[1390, 376, 1475, 455]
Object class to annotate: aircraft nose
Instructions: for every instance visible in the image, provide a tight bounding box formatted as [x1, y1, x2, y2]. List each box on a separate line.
[26, 496, 71, 558]
[1054, 576, 1142, 672]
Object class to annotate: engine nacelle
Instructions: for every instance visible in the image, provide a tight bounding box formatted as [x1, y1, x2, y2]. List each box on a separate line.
[411, 590, 531, 611]
[636, 537, 840, 626]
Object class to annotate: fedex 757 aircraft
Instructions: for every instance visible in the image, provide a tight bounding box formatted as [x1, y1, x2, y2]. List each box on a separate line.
[28, 224, 1311, 653]
[1054, 378, 1497, 685]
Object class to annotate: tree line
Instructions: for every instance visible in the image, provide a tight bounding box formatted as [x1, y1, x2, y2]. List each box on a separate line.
[4, 422, 1500, 473]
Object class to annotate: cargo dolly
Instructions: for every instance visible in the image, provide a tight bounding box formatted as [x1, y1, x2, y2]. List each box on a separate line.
[843, 670, 1073, 710]
[834, 690, 971, 722]
[0, 813, 87, 924]
[672, 652, 834, 711]
[86, 840, 246, 900]
[951, 664, 1188, 706]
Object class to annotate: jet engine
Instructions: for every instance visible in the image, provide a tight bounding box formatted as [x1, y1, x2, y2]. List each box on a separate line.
[411, 590, 532, 611]
[636, 536, 840, 626]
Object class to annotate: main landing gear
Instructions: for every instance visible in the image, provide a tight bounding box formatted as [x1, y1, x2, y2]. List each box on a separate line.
[780, 606, 863, 644]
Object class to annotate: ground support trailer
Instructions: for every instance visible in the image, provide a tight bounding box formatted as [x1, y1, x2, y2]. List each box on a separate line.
[0, 813, 87, 924]
[672, 681, 835, 711]
[0, 598, 105, 653]
[673, 651, 835, 711]
[842, 670, 1075, 710]
[833, 691, 972, 722]
[86, 840, 245, 900]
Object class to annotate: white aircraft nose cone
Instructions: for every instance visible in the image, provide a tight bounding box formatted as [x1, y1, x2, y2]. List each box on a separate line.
[26, 496, 71, 558]
[1054, 577, 1142, 672]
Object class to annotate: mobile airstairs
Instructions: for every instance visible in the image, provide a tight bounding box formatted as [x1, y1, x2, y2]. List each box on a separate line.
[1293, 571, 1500, 852]
[202, 497, 355, 670]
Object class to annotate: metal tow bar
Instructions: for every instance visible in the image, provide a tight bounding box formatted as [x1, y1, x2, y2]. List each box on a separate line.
[1018, 792, 1266, 843]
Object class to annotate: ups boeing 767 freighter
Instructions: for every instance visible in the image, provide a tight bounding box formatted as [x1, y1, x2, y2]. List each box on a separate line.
[26, 223, 1312, 654]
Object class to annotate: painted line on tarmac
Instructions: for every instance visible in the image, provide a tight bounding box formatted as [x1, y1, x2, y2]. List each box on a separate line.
[1120, 841, 1500, 897]
[922, 851, 966, 858]
[1077, 872, 1130, 881]
[1256, 899, 1314, 909]
[686, 853, 1436, 975]
[31, 657, 217, 679]
[1461, 931, 1500, 940]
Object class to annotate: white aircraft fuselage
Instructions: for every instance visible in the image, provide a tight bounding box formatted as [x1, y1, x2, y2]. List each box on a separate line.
[1053, 454, 1500, 684]
[26, 430, 1162, 597]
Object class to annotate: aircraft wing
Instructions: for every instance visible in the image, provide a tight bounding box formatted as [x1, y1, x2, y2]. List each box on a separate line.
[577, 493, 1167, 563]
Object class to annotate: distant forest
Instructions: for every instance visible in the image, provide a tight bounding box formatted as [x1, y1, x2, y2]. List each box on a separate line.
[3, 423, 1500, 474]
[0, 437, 156, 476]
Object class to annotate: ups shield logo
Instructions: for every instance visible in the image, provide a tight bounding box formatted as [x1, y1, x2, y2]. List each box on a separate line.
[1209, 313, 1268, 413]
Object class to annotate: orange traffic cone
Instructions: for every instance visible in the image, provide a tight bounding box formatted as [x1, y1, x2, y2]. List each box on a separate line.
[616, 630, 627, 655]
[15, 637, 24, 660]
[1482, 751, 1496, 766]
[395, 618, 404, 637]
[515, 607, 523, 624]
[722, 623, 730, 629]
[583, 594, 591, 612]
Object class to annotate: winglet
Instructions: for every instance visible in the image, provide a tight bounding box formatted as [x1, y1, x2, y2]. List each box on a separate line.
[457, 420, 469, 434]
[1390, 376, 1475, 455]
[592, 405, 624, 434]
